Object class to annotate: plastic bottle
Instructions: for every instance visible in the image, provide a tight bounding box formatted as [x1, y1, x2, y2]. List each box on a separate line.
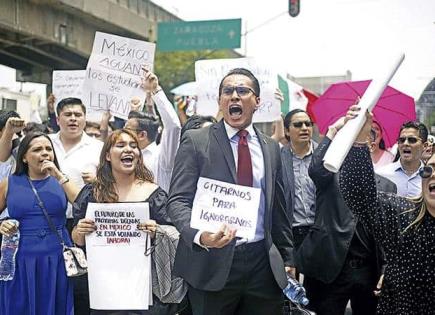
[0, 219, 20, 281]
[283, 275, 309, 306]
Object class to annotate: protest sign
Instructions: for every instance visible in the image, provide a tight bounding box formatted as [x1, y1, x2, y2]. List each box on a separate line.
[195, 58, 280, 122]
[52, 70, 103, 121]
[86, 202, 151, 310]
[52, 70, 85, 105]
[82, 32, 156, 120]
[191, 177, 261, 239]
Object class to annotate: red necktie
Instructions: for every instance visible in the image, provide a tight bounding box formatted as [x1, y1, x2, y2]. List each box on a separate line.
[237, 130, 253, 187]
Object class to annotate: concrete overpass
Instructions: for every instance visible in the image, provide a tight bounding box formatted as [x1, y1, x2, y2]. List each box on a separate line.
[0, 0, 180, 85]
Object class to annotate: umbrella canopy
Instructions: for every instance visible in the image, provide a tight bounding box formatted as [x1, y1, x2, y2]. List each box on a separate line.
[170, 81, 197, 96]
[311, 80, 416, 148]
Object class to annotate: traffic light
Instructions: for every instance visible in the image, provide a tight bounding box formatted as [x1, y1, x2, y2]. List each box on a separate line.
[288, 0, 300, 17]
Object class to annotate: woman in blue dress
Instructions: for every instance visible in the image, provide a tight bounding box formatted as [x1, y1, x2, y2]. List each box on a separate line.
[0, 131, 79, 315]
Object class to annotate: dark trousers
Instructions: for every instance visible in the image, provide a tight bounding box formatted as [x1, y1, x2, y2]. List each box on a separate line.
[188, 240, 284, 315]
[73, 274, 91, 315]
[304, 259, 378, 315]
[292, 225, 311, 282]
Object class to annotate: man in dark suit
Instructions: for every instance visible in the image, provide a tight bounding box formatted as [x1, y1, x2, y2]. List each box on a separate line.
[295, 114, 396, 315]
[167, 68, 295, 315]
[281, 109, 318, 251]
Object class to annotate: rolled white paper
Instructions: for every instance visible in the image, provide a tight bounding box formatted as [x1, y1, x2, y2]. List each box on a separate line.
[323, 53, 405, 173]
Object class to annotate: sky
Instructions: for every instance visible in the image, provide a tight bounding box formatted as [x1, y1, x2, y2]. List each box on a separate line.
[1, 0, 434, 104]
[151, 0, 435, 99]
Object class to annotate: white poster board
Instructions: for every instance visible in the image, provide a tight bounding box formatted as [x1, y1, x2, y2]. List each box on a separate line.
[85, 203, 151, 310]
[52, 70, 102, 121]
[82, 32, 156, 120]
[52, 70, 85, 105]
[195, 58, 280, 122]
[191, 177, 261, 239]
[323, 53, 405, 173]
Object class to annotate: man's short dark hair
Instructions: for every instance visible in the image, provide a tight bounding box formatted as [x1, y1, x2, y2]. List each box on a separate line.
[399, 121, 428, 143]
[218, 68, 260, 98]
[181, 115, 217, 137]
[0, 110, 20, 131]
[23, 122, 50, 134]
[128, 111, 160, 142]
[56, 97, 86, 116]
[283, 109, 309, 130]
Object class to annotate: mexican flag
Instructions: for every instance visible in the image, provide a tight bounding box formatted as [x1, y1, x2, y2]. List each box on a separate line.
[277, 75, 319, 121]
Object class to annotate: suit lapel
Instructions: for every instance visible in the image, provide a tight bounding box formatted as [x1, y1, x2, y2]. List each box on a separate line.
[213, 121, 237, 183]
[255, 127, 272, 213]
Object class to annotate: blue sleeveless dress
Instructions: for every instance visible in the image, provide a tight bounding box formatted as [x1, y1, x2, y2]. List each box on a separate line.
[0, 174, 74, 315]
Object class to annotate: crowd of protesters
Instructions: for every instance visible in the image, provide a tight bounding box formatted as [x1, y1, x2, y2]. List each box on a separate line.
[0, 66, 434, 315]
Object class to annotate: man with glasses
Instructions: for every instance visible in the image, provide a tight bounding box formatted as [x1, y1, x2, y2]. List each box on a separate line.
[376, 121, 428, 197]
[167, 68, 294, 315]
[281, 109, 316, 251]
[124, 69, 181, 193]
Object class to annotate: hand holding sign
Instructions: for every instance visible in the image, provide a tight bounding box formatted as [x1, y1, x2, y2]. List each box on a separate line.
[199, 224, 237, 249]
[137, 219, 158, 238]
[47, 93, 56, 114]
[75, 219, 97, 246]
[140, 66, 160, 94]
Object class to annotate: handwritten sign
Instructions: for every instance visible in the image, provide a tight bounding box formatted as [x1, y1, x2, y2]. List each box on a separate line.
[85, 202, 151, 310]
[82, 32, 156, 120]
[195, 58, 280, 122]
[52, 70, 102, 121]
[52, 70, 85, 105]
[191, 177, 261, 239]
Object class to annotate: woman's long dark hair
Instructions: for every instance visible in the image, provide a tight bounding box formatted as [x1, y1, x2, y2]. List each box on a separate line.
[93, 129, 154, 203]
[14, 131, 60, 176]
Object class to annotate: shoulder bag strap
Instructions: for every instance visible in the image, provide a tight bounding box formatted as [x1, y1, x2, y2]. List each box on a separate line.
[27, 176, 65, 247]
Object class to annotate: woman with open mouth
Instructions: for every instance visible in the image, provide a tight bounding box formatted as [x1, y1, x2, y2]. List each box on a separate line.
[71, 129, 175, 314]
[339, 110, 435, 315]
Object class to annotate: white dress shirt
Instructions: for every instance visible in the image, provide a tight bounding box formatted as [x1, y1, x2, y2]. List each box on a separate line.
[194, 122, 266, 247]
[142, 90, 181, 193]
[49, 132, 103, 218]
[376, 159, 423, 197]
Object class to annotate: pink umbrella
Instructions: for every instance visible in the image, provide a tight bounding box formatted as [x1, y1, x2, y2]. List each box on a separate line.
[311, 80, 416, 148]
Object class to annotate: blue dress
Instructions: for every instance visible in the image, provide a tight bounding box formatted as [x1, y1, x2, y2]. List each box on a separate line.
[0, 174, 74, 315]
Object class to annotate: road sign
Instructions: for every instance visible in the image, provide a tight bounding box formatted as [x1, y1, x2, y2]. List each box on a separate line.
[157, 18, 241, 51]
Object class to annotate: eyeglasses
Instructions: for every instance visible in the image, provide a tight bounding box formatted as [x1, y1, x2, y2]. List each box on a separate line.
[221, 86, 257, 97]
[397, 136, 421, 144]
[419, 165, 434, 179]
[292, 121, 313, 128]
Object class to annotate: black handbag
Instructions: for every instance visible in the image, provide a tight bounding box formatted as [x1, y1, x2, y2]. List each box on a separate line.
[28, 177, 88, 277]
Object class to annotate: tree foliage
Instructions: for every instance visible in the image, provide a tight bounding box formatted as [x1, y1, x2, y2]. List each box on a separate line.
[154, 49, 240, 97]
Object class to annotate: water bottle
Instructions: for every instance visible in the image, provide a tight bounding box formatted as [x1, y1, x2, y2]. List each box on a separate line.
[0, 219, 20, 281]
[283, 275, 309, 306]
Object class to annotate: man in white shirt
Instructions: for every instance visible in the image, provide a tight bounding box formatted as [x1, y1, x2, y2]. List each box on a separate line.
[124, 70, 181, 192]
[49, 97, 103, 229]
[376, 121, 428, 197]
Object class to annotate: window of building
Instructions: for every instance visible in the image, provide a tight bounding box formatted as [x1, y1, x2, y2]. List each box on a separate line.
[1, 98, 17, 111]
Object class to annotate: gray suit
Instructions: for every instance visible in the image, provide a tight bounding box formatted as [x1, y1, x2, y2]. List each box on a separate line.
[166, 120, 294, 292]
